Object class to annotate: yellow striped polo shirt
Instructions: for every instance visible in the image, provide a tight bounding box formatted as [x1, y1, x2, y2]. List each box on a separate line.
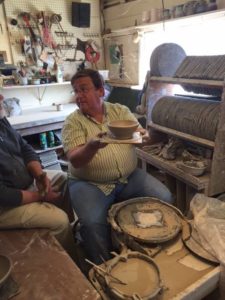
[62, 102, 139, 195]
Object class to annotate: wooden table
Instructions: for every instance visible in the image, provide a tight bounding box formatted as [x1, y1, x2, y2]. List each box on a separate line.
[0, 229, 100, 300]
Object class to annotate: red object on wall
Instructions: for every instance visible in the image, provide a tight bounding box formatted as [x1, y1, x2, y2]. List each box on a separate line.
[85, 44, 100, 63]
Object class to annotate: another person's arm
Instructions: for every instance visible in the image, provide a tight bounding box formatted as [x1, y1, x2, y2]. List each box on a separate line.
[0, 175, 60, 207]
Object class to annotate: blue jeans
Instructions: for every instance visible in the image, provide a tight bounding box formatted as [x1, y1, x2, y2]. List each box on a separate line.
[68, 168, 173, 264]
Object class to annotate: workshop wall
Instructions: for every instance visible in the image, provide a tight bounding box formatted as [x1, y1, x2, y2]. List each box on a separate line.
[103, 0, 225, 86]
[0, 4, 12, 64]
[1, 0, 103, 110]
[4, 0, 103, 69]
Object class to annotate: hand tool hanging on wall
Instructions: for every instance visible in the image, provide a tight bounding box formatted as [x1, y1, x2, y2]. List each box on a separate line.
[50, 14, 67, 45]
[73, 38, 86, 61]
[85, 40, 100, 69]
[19, 12, 43, 64]
[37, 11, 57, 51]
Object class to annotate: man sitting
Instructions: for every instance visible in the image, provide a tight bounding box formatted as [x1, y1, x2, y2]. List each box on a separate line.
[62, 69, 173, 264]
[0, 94, 75, 257]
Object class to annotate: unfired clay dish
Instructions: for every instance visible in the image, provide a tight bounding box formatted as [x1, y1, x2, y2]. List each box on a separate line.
[107, 120, 139, 140]
[176, 161, 206, 176]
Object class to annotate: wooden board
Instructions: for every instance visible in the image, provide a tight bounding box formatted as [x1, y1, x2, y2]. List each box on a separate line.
[148, 122, 215, 149]
[150, 77, 224, 89]
[136, 148, 210, 191]
[100, 132, 142, 144]
[0, 229, 100, 300]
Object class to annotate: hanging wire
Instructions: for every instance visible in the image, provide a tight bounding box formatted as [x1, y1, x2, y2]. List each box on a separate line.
[162, 0, 165, 31]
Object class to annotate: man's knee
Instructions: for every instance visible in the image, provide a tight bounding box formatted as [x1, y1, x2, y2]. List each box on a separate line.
[161, 190, 174, 204]
[51, 208, 70, 229]
[36, 203, 70, 233]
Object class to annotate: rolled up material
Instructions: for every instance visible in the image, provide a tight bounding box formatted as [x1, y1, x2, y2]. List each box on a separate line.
[151, 96, 219, 141]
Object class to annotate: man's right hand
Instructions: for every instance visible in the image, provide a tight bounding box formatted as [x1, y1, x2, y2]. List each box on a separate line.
[87, 136, 108, 150]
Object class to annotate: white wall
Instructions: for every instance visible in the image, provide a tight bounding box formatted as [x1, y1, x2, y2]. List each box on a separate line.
[103, 0, 225, 86]
[103, 0, 225, 31]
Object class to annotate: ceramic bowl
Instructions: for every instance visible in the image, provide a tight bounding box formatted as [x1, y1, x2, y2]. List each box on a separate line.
[0, 255, 12, 287]
[176, 161, 206, 177]
[107, 120, 139, 140]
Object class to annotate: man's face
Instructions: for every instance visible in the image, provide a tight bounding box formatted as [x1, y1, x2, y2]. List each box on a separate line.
[72, 77, 104, 115]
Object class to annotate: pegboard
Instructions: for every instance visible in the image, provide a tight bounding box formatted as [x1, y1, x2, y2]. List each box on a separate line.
[4, 0, 104, 72]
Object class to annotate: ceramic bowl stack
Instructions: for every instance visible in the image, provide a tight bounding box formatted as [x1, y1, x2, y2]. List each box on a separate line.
[107, 120, 139, 140]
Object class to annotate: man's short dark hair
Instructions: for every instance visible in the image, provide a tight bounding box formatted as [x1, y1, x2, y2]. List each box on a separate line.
[71, 69, 104, 89]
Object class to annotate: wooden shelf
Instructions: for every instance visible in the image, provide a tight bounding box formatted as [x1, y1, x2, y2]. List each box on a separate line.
[149, 77, 224, 89]
[1, 81, 71, 102]
[136, 147, 210, 191]
[148, 122, 215, 149]
[103, 8, 225, 37]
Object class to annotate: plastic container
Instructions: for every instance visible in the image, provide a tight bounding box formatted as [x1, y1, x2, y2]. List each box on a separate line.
[47, 131, 55, 148]
[39, 132, 48, 149]
[56, 65, 63, 83]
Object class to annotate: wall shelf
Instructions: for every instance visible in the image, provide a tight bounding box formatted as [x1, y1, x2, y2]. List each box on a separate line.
[136, 147, 210, 191]
[148, 122, 215, 149]
[1, 81, 71, 102]
[103, 8, 225, 37]
[149, 77, 224, 89]
[1, 81, 71, 90]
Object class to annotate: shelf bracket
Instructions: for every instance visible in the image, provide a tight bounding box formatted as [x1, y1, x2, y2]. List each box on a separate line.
[37, 86, 47, 103]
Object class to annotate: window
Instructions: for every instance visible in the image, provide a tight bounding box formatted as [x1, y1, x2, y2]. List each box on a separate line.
[139, 14, 225, 85]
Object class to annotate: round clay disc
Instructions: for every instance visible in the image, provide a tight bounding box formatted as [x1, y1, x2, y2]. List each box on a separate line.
[111, 197, 182, 243]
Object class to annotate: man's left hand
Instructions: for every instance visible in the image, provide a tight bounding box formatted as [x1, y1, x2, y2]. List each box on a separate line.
[136, 128, 150, 144]
[35, 172, 51, 197]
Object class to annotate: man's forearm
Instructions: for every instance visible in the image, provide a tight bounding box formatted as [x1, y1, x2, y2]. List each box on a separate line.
[68, 143, 98, 168]
[21, 190, 42, 204]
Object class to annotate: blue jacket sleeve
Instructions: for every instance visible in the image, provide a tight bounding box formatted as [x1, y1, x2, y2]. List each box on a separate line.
[0, 182, 22, 207]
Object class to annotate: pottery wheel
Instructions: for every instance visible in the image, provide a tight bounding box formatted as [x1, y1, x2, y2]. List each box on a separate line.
[113, 197, 182, 243]
[107, 253, 161, 299]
